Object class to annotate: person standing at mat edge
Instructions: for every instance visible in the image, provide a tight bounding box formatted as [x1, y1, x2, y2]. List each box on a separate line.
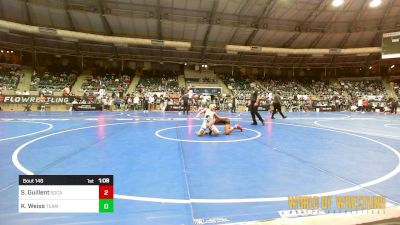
[271, 91, 287, 119]
[249, 83, 264, 125]
[181, 92, 190, 115]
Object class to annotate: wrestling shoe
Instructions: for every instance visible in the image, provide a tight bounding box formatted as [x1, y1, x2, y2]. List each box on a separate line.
[234, 124, 243, 132]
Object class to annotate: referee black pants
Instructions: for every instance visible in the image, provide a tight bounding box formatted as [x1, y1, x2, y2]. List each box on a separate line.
[250, 103, 263, 124]
[182, 103, 189, 114]
[391, 104, 398, 114]
[272, 103, 285, 118]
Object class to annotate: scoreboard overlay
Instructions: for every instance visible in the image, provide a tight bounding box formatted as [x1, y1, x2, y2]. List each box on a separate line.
[19, 175, 113, 213]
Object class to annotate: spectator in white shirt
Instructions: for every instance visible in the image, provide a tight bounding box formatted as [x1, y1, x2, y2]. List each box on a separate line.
[133, 95, 140, 111]
[148, 95, 155, 111]
[99, 88, 105, 97]
[357, 99, 363, 111]
[23, 90, 30, 96]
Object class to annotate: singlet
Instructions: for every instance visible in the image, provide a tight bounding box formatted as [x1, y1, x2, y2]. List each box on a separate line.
[204, 109, 216, 124]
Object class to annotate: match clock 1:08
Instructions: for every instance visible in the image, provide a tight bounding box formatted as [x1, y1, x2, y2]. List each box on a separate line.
[98, 177, 111, 184]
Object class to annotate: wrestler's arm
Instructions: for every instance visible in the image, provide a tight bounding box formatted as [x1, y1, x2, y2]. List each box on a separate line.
[195, 108, 207, 118]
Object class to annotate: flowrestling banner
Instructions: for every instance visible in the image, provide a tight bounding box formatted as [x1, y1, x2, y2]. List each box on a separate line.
[0, 95, 73, 104]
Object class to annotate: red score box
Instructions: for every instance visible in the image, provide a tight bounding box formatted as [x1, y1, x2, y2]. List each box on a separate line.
[99, 185, 114, 199]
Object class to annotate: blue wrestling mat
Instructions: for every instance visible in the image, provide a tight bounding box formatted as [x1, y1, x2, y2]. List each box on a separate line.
[0, 111, 399, 225]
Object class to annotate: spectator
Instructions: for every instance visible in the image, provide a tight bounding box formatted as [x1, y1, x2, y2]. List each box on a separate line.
[39, 94, 46, 111]
[362, 98, 369, 112]
[148, 95, 155, 111]
[118, 84, 123, 98]
[126, 96, 133, 111]
[390, 98, 398, 114]
[63, 86, 70, 96]
[133, 95, 140, 111]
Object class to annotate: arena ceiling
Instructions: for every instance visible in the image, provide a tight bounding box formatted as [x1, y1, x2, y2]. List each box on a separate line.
[0, 0, 400, 68]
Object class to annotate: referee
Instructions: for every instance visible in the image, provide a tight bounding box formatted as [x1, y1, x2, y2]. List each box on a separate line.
[271, 90, 287, 119]
[181, 92, 190, 115]
[249, 83, 264, 125]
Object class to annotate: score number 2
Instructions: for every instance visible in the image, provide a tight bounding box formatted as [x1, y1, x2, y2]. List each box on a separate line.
[99, 185, 114, 199]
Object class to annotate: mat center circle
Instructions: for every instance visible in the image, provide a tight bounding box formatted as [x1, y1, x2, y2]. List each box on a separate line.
[155, 125, 261, 143]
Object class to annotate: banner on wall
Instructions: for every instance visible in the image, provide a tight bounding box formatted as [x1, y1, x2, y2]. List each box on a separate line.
[258, 105, 270, 111]
[72, 104, 103, 111]
[0, 95, 73, 104]
[166, 105, 182, 111]
[315, 106, 336, 112]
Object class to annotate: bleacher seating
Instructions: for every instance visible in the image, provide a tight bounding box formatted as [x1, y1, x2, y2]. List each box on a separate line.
[80, 67, 134, 95]
[81, 74, 131, 93]
[259, 79, 308, 98]
[219, 73, 258, 100]
[136, 70, 179, 93]
[302, 80, 344, 100]
[340, 80, 386, 98]
[185, 77, 217, 84]
[30, 71, 77, 92]
[0, 66, 22, 91]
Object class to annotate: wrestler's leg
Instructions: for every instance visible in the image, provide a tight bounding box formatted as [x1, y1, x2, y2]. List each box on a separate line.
[197, 128, 206, 136]
[216, 118, 243, 135]
[210, 125, 220, 135]
[197, 120, 208, 136]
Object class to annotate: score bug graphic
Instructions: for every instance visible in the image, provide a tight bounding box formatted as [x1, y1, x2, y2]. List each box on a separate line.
[19, 175, 114, 213]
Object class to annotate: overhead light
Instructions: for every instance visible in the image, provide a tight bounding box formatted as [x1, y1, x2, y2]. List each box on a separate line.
[6, 50, 9, 53]
[10, 50, 13, 53]
[184, 62, 187, 66]
[369, 0, 381, 8]
[390, 65, 395, 69]
[332, 0, 344, 7]
[369, 66, 373, 69]
[0, 50, 3, 53]
[204, 65, 208, 68]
